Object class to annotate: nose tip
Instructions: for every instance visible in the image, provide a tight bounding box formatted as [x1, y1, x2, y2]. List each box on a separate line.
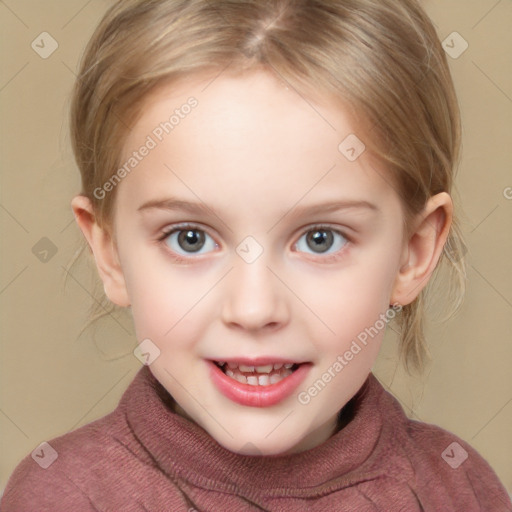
[220, 260, 289, 332]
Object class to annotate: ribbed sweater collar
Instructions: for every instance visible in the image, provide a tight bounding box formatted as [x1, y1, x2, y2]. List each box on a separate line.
[121, 365, 399, 498]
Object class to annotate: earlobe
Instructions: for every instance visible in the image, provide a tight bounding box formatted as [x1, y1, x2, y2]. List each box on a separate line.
[70, 195, 130, 307]
[391, 192, 453, 306]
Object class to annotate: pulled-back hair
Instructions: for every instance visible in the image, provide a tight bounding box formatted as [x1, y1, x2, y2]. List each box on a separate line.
[68, 0, 466, 374]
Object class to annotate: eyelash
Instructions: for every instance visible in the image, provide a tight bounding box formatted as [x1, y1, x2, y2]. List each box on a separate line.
[156, 223, 351, 263]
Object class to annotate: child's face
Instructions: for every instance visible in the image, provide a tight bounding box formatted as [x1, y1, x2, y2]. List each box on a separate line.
[111, 70, 407, 455]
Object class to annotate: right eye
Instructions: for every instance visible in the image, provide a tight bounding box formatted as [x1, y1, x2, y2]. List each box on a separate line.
[158, 224, 218, 257]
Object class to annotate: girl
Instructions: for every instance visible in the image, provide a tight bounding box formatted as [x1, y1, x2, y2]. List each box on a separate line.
[2, 0, 510, 510]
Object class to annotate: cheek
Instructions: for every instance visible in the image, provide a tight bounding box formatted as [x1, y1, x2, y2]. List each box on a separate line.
[300, 248, 400, 350]
[310, 264, 396, 324]
[120, 249, 208, 345]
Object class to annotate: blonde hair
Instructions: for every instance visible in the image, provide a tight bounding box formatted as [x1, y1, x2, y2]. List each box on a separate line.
[68, 0, 466, 374]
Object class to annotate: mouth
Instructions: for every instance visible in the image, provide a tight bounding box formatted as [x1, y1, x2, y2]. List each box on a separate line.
[208, 359, 312, 407]
[212, 360, 302, 387]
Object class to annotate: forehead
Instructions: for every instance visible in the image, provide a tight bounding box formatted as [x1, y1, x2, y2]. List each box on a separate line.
[115, 69, 396, 220]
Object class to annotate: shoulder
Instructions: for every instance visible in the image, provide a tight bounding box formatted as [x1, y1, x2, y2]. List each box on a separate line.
[0, 454, 94, 511]
[1, 422, 106, 510]
[1, 367, 190, 511]
[0, 408, 138, 511]
[376, 385, 511, 510]
[408, 420, 511, 509]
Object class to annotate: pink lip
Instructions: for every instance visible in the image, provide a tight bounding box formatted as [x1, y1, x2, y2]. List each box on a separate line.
[207, 360, 312, 407]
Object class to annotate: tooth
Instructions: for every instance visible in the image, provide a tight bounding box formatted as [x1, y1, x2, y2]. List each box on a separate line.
[269, 373, 282, 384]
[239, 364, 255, 372]
[273, 363, 283, 370]
[246, 376, 259, 386]
[226, 369, 235, 377]
[282, 369, 293, 378]
[217, 361, 225, 366]
[257, 374, 270, 385]
[235, 373, 247, 384]
[228, 362, 238, 369]
[255, 364, 273, 374]
[284, 363, 293, 369]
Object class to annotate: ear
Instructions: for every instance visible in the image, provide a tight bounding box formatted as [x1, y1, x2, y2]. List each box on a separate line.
[391, 192, 452, 306]
[71, 195, 130, 307]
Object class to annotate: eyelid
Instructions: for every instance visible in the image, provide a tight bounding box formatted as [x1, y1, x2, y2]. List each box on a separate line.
[296, 223, 351, 240]
[157, 222, 216, 241]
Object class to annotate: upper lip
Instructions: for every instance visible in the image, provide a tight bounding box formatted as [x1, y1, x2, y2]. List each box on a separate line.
[209, 357, 308, 366]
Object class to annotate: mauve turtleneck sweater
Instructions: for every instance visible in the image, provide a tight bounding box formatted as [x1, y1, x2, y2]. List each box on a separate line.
[2, 365, 510, 511]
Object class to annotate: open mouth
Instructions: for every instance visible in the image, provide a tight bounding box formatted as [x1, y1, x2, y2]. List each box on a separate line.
[213, 361, 301, 387]
[208, 359, 312, 407]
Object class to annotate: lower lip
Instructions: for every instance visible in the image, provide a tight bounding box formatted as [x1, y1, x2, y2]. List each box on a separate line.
[208, 360, 311, 407]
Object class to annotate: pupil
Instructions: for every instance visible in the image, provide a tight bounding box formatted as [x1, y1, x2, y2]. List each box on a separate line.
[178, 230, 205, 252]
[307, 230, 333, 253]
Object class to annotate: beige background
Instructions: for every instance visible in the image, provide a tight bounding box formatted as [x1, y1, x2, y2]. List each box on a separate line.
[1, 0, 511, 498]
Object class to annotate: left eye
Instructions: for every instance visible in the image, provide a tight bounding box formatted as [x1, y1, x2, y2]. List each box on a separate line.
[162, 227, 217, 255]
[295, 227, 347, 255]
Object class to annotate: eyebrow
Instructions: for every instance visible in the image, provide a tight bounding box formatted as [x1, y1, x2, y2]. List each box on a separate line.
[137, 197, 380, 218]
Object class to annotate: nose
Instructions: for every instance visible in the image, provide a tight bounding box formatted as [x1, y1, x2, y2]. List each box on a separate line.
[220, 255, 290, 332]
